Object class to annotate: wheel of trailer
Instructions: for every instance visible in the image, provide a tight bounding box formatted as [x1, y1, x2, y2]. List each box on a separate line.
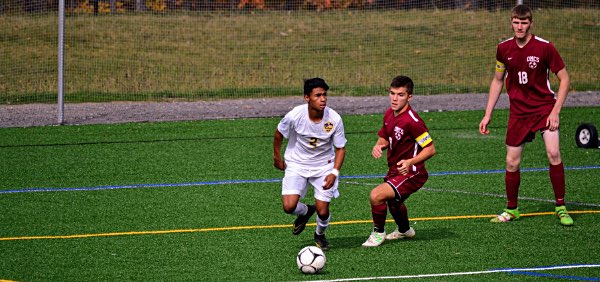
[575, 123, 598, 148]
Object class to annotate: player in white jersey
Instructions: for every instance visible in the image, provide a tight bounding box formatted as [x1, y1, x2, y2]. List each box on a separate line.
[273, 77, 347, 251]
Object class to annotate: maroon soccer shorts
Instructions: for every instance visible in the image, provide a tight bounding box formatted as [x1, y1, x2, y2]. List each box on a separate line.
[384, 172, 428, 202]
[506, 113, 551, 147]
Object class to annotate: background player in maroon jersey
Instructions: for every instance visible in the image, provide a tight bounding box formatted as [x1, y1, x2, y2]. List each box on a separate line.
[362, 75, 436, 247]
[479, 5, 573, 226]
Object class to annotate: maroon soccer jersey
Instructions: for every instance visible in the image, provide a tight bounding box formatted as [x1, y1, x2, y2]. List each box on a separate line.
[378, 105, 432, 176]
[496, 35, 566, 118]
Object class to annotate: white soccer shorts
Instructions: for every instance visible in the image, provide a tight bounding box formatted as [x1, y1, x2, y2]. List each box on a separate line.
[281, 164, 339, 202]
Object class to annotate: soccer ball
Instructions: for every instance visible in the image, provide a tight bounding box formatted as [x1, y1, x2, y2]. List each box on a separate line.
[296, 246, 326, 274]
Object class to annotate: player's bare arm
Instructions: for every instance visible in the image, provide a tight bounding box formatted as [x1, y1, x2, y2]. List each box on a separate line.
[273, 129, 286, 170]
[480, 69, 506, 135]
[323, 147, 346, 190]
[547, 68, 570, 131]
[371, 137, 389, 159]
[397, 143, 436, 175]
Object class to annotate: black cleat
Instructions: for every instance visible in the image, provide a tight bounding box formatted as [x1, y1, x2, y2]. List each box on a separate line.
[314, 233, 330, 251]
[292, 204, 316, 235]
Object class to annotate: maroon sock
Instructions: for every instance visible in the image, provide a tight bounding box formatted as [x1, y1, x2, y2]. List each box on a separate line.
[505, 170, 520, 209]
[388, 201, 410, 233]
[371, 203, 387, 233]
[549, 162, 566, 206]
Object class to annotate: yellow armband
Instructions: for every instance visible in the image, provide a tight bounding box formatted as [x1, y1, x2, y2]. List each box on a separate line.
[495, 60, 505, 72]
[416, 132, 432, 148]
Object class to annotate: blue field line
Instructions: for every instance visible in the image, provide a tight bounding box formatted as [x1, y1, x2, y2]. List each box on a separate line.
[2, 165, 599, 195]
[508, 271, 600, 281]
[501, 264, 600, 281]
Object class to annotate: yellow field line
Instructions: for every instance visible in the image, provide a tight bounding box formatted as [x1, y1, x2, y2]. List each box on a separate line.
[2, 210, 599, 241]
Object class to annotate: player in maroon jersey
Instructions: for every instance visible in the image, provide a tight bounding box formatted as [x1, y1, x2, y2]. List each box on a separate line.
[362, 75, 436, 247]
[479, 5, 573, 226]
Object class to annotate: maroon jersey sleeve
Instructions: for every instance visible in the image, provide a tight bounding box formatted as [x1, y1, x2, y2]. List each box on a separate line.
[546, 42, 565, 74]
[406, 114, 431, 148]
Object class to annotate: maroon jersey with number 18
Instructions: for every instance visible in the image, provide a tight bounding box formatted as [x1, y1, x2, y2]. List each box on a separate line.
[378, 105, 432, 177]
[496, 35, 566, 118]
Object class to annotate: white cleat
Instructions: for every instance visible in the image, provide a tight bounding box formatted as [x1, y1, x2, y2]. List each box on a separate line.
[385, 227, 415, 240]
[361, 231, 386, 247]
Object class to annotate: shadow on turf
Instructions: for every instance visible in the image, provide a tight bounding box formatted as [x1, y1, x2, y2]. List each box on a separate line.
[301, 228, 458, 250]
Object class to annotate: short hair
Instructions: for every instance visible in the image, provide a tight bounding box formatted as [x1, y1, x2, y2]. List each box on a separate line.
[390, 75, 414, 94]
[304, 77, 329, 95]
[511, 4, 532, 21]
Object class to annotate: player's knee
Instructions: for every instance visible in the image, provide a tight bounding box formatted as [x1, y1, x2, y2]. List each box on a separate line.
[316, 211, 330, 220]
[368, 189, 377, 200]
[506, 157, 521, 171]
[506, 164, 520, 172]
[546, 150, 561, 163]
[314, 202, 329, 219]
[282, 204, 296, 214]
[369, 189, 385, 204]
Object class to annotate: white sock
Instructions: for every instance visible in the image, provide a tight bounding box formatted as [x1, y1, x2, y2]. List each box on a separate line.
[315, 215, 330, 235]
[292, 202, 308, 216]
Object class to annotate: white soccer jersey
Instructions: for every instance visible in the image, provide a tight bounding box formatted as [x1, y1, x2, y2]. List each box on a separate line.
[277, 104, 347, 169]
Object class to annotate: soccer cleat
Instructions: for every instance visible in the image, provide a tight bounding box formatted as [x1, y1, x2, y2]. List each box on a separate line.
[490, 208, 521, 223]
[314, 233, 330, 251]
[362, 231, 386, 247]
[292, 204, 316, 235]
[385, 227, 415, 240]
[555, 206, 574, 226]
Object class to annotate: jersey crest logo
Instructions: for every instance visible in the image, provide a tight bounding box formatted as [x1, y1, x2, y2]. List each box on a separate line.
[394, 126, 404, 140]
[323, 121, 334, 133]
[527, 56, 539, 69]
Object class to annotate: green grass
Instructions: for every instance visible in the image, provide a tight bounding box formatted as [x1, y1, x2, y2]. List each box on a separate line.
[0, 108, 599, 281]
[1, 8, 599, 104]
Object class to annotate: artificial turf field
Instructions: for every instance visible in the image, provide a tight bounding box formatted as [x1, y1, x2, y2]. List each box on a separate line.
[1, 107, 599, 281]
